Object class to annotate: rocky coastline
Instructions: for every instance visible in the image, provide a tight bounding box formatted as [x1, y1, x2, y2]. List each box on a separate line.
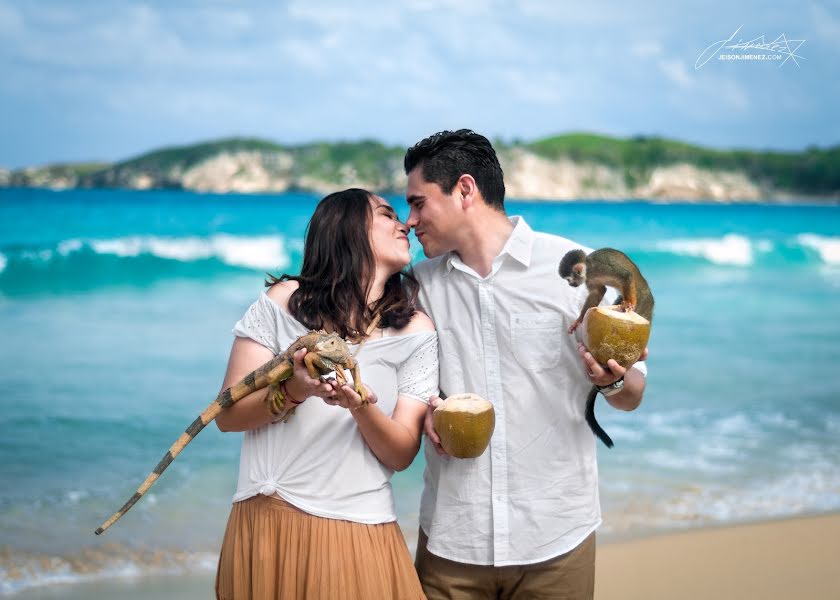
[3, 136, 837, 202]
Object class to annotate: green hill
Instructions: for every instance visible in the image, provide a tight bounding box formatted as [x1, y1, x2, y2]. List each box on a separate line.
[527, 133, 840, 194]
[4, 133, 839, 200]
[119, 138, 287, 171]
[80, 137, 405, 189]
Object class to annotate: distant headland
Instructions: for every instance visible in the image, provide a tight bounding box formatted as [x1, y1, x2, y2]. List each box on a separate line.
[1, 133, 837, 202]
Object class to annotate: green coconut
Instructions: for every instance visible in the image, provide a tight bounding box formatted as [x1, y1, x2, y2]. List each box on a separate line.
[581, 305, 651, 368]
[432, 393, 495, 459]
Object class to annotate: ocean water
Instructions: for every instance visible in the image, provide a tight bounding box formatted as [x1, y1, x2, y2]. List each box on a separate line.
[1, 188, 838, 594]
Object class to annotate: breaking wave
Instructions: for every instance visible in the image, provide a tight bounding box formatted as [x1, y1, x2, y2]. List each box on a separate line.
[0, 234, 296, 292]
[626, 233, 840, 267]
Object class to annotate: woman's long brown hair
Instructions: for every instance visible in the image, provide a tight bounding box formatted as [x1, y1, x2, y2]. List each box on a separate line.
[265, 188, 418, 339]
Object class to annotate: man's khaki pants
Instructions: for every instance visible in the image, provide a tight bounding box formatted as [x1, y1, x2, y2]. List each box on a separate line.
[415, 528, 595, 600]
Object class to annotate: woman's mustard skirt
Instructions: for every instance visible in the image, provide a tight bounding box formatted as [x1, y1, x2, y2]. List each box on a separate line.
[215, 494, 426, 599]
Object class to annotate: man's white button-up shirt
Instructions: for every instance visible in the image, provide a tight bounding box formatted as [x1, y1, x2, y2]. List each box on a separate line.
[415, 216, 647, 566]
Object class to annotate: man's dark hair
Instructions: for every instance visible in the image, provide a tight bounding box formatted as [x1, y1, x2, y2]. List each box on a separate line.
[404, 129, 505, 211]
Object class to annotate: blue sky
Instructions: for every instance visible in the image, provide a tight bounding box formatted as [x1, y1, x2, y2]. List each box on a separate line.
[1, 0, 838, 168]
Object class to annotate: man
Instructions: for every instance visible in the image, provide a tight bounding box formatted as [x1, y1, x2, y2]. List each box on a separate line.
[404, 129, 648, 599]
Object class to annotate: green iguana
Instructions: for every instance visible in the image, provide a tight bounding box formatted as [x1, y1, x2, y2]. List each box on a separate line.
[95, 330, 366, 535]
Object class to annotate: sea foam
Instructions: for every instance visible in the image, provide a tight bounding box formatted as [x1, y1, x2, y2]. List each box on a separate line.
[654, 234, 756, 266]
[0, 546, 218, 595]
[796, 233, 840, 265]
[0, 234, 292, 272]
[87, 234, 291, 270]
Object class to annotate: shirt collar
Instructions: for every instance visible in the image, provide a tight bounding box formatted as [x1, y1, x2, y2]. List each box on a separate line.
[444, 215, 535, 275]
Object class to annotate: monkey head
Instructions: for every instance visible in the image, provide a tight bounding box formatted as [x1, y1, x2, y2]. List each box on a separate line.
[558, 249, 587, 287]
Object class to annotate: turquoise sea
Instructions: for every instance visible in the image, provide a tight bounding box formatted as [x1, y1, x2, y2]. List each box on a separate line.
[1, 188, 838, 595]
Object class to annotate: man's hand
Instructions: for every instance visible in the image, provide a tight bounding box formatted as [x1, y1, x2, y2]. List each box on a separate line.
[424, 396, 449, 456]
[577, 343, 649, 387]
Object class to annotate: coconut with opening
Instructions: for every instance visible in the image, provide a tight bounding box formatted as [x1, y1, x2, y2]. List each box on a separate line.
[432, 393, 495, 459]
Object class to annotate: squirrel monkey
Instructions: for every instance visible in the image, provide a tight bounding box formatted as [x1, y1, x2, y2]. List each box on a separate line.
[558, 248, 654, 448]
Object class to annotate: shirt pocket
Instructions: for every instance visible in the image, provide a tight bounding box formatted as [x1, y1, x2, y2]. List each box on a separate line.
[510, 312, 566, 372]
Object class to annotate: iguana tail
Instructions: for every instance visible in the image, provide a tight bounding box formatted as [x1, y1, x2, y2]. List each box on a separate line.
[95, 354, 294, 535]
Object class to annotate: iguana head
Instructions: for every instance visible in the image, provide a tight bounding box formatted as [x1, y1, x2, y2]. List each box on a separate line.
[314, 332, 352, 363]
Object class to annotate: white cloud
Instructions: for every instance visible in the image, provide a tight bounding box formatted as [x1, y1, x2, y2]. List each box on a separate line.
[714, 79, 750, 112]
[0, 1, 24, 35]
[659, 58, 693, 89]
[809, 1, 840, 49]
[194, 6, 256, 34]
[517, 0, 626, 23]
[497, 68, 570, 105]
[0, 0, 834, 167]
[287, 1, 403, 30]
[280, 38, 330, 72]
[631, 41, 663, 59]
[405, 0, 492, 15]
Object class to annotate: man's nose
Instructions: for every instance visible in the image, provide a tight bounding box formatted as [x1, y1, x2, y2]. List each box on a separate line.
[406, 207, 419, 228]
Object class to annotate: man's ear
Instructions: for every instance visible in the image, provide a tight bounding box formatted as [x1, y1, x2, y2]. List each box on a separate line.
[456, 174, 479, 209]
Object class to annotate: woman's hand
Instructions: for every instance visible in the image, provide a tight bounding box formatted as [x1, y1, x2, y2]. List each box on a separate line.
[286, 348, 338, 403]
[324, 380, 378, 410]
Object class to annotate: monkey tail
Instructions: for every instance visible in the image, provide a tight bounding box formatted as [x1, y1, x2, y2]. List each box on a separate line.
[585, 386, 614, 449]
[95, 356, 294, 535]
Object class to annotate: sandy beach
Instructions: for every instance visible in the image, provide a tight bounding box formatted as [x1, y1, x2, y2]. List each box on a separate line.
[10, 512, 838, 599]
[595, 513, 840, 600]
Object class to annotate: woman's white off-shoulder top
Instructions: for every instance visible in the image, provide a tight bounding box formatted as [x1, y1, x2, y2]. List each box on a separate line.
[230, 292, 439, 524]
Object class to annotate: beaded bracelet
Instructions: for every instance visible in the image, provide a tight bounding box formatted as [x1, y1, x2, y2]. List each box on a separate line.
[282, 381, 305, 405]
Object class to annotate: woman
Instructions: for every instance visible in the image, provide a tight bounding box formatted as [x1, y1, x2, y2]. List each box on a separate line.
[214, 188, 437, 599]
